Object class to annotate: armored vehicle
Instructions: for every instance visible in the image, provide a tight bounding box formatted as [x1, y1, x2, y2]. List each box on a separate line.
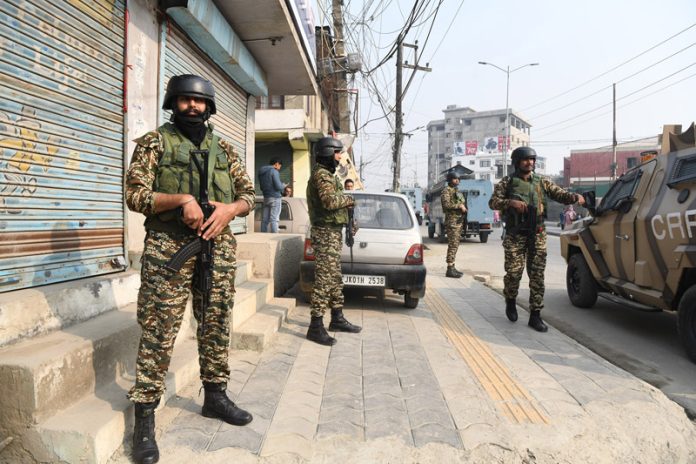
[560, 125, 696, 362]
[427, 178, 494, 243]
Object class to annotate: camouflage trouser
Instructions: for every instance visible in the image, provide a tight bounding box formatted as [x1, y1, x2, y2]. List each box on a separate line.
[310, 225, 343, 318]
[503, 230, 547, 311]
[127, 230, 237, 403]
[445, 216, 463, 266]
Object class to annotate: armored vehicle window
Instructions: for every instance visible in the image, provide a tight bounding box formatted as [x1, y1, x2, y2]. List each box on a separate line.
[668, 152, 696, 187]
[598, 169, 643, 213]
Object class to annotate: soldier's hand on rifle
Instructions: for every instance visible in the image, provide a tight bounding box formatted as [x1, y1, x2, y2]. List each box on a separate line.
[459, 204, 467, 213]
[509, 199, 528, 213]
[181, 195, 204, 231]
[199, 200, 246, 240]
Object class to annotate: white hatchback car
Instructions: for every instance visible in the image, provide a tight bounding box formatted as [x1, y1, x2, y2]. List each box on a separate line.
[299, 191, 426, 308]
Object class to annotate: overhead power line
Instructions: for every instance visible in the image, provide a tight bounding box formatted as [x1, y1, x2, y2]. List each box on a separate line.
[530, 40, 696, 121]
[534, 69, 696, 138]
[534, 61, 696, 134]
[523, 21, 696, 112]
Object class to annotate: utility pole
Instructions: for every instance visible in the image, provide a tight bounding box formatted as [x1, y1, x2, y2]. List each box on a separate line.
[332, 0, 350, 132]
[612, 83, 617, 180]
[392, 39, 431, 192]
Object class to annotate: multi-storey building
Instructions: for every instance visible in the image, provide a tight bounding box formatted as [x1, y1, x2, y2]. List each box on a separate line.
[427, 105, 543, 188]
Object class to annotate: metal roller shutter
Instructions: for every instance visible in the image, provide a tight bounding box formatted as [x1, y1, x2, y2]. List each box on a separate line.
[162, 25, 249, 234]
[0, 0, 126, 292]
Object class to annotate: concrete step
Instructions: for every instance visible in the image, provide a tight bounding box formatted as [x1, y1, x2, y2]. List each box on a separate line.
[33, 337, 200, 464]
[231, 297, 296, 351]
[0, 276, 271, 432]
[0, 303, 139, 430]
[234, 260, 253, 287]
[231, 278, 273, 331]
[0, 270, 140, 348]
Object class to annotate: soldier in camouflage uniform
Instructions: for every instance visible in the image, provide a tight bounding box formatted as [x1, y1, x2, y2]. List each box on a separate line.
[306, 137, 362, 346]
[125, 75, 255, 464]
[489, 146, 585, 332]
[441, 171, 467, 278]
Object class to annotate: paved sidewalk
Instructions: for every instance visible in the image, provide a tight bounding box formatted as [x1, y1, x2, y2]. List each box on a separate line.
[110, 272, 696, 463]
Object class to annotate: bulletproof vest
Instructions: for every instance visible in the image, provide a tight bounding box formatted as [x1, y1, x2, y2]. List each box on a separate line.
[144, 122, 235, 233]
[307, 165, 349, 227]
[504, 173, 547, 230]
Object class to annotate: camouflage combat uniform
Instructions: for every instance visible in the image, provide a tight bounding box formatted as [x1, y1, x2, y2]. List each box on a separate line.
[441, 184, 467, 266]
[306, 164, 354, 318]
[489, 173, 577, 312]
[125, 124, 254, 403]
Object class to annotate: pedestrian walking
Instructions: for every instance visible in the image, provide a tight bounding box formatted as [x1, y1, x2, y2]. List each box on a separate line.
[125, 74, 255, 464]
[441, 171, 467, 278]
[489, 146, 585, 332]
[559, 210, 565, 230]
[259, 158, 285, 232]
[306, 137, 361, 346]
[564, 204, 577, 228]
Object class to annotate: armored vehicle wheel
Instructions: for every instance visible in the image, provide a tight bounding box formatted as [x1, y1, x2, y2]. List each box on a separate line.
[678, 285, 696, 363]
[479, 233, 489, 243]
[566, 253, 598, 308]
[404, 293, 419, 309]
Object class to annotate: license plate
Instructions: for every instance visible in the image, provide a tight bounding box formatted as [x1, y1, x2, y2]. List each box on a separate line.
[342, 274, 385, 287]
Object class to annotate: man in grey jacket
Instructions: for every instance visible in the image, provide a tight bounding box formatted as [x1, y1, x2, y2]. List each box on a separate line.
[259, 158, 285, 232]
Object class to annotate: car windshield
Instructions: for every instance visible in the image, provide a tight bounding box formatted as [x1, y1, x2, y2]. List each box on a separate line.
[354, 194, 413, 230]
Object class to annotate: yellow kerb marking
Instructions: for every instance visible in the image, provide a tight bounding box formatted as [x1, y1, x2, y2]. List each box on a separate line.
[426, 290, 549, 424]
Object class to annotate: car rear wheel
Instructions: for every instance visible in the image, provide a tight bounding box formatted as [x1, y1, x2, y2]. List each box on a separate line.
[566, 253, 598, 308]
[479, 233, 489, 243]
[404, 293, 419, 309]
[678, 285, 696, 363]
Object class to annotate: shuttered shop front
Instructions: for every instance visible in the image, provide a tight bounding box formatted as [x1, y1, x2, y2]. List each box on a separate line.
[0, 0, 126, 292]
[162, 25, 249, 234]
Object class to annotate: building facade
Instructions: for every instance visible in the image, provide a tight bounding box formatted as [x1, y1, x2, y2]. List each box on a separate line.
[427, 105, 541, 188]
[564, 137, 660, 192]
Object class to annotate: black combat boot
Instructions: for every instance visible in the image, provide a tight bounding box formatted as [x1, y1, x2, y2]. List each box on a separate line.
[202, 382, 253, 426]
[329, 309, 362, 333]
[528, 310, 548, 332]
[505, 298, 518, 322]
[306, 315, 337, 346]
[446, 266, 463, 278]
[132, 401, 159, 464]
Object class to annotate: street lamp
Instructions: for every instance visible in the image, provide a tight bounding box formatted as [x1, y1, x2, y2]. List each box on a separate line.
[478, 61, 539, 177]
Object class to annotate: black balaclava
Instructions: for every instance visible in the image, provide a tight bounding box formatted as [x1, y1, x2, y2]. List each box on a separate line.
[172, 106, 210, 147]
[317, 155, 337, 173]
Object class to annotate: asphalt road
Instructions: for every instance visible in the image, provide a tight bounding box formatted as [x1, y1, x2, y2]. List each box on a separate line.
[422, 225, 696, 419]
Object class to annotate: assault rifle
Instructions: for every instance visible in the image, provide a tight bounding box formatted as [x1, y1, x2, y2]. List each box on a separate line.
[164, 149, 215, 337]
[346, 205, 355, 271]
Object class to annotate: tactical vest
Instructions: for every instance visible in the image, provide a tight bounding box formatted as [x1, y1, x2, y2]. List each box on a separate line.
[307, 166, 349, 227]
[444, 185, 465, 218]
[504, 174, 548, 230]
[144, 122, 235, 234]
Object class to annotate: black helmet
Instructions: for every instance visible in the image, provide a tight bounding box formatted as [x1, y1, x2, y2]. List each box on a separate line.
[162, 74, 217, 114]
[446, 171, 459, 182]
[511, 146, 537, 167]
[314, 137, 343, 160]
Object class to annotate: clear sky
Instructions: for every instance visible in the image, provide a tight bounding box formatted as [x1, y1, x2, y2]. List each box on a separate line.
[312, 0, 696, 190]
